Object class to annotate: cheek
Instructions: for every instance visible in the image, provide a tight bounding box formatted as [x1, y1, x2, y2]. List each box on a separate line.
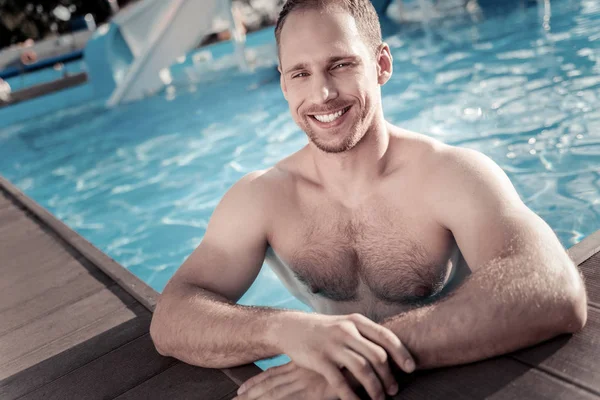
[338, 75, 369, 101]
[285, 88, 307, 115]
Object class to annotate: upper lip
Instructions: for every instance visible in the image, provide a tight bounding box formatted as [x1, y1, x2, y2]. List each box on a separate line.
[308, 106, 350, 116]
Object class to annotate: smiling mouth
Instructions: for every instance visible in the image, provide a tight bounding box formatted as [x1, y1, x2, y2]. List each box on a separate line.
[309, 106, 351, 123]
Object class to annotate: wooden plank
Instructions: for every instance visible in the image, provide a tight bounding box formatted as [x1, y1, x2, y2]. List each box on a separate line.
[18, 333, 177, 400]
[0, 264, 113, 335]
[217, 391, 240, 400]
[0, 176, 158, 312]
[114, 362, 238, 400]
[0, 305, 151, 399]
[579, 252, 600, 308]
[0, 192, 11, 208]
[0, 251, 102, 310]
[0, 209, 101, 297]
[0, 285, 137, 366]
[0, 194, 30, 222]
[0, 201, 26, 220]
[390, 357, 599, 400]
[0, 302, 145, 381]
[510, 307, 600, 395]
[0, 205, 33, 234]
[67, 233, 159, 311]
[569, 229, 600, 266]
[0, 224, 47, 257]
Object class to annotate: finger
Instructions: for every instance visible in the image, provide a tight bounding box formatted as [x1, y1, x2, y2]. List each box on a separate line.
[351, 313, 416, 373]
[238, 363, 294, 394]
[315, 361, 361, 400]
[346, 335, 398, 396]
[243, 372, 294, 399]
[261, 382, 305, 400]
[336, 348, 385, 400]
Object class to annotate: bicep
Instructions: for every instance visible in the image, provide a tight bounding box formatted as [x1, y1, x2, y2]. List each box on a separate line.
[166, 171, 269, 302]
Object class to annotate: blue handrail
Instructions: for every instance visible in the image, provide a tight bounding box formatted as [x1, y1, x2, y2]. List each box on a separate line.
[0, 50, 84, 80]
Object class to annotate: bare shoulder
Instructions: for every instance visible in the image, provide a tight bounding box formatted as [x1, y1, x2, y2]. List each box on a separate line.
[225, 152, 304, 209]
[429, 142, 504, 176]
[424, 142, 520, 201]
[265, 146, 314, 189]
[390, 126, 498, 174]
[388, 126, 524, 216]
[230, 165, 291, 198]
[414, 141, 528, 235]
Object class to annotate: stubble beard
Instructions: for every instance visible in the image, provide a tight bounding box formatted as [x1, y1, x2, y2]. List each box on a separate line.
[301, 107, 370, 154]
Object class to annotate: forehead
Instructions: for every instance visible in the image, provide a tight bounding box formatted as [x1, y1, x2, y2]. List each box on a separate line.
[279, 8, 368, 67]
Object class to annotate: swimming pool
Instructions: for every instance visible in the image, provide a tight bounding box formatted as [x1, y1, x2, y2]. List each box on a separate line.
[0, 0, 598, 370]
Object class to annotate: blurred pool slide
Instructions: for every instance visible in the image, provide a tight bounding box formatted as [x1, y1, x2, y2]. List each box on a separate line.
[90, 0, 393, 107]
[0, 0, 393, 127]
[86, 0, 244, 107]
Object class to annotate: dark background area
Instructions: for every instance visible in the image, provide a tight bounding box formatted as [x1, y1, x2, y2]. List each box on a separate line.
[0, 0, 136, 49]
[0, 0, 284, 51]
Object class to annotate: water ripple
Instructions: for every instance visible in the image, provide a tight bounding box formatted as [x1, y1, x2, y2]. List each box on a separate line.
[0, 0, 598, 297]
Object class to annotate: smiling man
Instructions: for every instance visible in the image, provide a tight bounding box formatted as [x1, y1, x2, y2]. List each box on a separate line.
[149, 1, 588, 399]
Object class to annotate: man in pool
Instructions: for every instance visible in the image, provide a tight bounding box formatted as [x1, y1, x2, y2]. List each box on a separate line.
[149, 1, 588, 399]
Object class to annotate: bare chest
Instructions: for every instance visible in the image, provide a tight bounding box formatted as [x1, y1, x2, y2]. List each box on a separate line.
[268, 203, 458, 307]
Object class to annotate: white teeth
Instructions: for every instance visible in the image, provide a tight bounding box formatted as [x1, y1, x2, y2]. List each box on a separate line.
[313, 108, 346, 123]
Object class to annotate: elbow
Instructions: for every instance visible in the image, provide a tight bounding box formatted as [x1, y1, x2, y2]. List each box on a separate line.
[150, 300, 173, 357]
[150, 316, 170, 357]
[566, 293, 587, 333]
[562, 282, 588, 334]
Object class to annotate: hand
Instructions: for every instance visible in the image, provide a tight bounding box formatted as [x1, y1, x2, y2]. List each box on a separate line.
[234, 361, 338, 400]
[272, 312, 414, 400]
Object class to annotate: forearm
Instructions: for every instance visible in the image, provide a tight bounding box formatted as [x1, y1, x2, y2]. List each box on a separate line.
[150, 281, 295, 368]
[381, 256, 586, 370]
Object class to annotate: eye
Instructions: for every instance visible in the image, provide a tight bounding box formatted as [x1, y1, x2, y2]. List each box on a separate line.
[333, 63, 350, 70]
[292, 72, 309, 79]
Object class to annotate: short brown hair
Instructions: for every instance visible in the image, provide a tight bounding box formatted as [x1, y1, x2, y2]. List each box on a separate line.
[275, 0, 383, 56]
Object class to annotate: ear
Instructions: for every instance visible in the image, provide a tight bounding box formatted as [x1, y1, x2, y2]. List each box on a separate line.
[278, 64, 288, 101]
[376, 43, 393, 85]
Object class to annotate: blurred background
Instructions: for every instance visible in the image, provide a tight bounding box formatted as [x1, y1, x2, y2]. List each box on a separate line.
[0, 0, 598, 369]
[0, 0, 283, 49]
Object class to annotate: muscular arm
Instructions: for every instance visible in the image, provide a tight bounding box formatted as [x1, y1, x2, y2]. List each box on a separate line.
[150, 170, 293, 368]
[381, 146, 587, 370]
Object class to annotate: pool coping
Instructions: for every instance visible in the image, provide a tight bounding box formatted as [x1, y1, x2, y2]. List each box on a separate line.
[1, 174, 597, 385]
[0, 175, 262, 385]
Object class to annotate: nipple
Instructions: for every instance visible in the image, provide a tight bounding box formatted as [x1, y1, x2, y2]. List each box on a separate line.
[414, 285, 432, 298]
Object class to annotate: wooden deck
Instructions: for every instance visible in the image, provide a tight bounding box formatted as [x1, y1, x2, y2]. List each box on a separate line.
[0, 174, 598, 399]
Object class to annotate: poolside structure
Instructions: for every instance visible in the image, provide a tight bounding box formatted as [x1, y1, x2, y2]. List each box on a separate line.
[0, 173, 599, 399]
[0, 72, 88, 108]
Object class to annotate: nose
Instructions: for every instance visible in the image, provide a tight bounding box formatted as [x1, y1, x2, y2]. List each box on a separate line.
[310, 73, 339, 104]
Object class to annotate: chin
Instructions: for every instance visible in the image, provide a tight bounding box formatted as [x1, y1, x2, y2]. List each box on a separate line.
[310, 130, 364, 154]
[297, 107, 367, 153]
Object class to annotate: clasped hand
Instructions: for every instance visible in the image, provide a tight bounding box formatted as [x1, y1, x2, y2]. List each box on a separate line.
[236, 312, 415, 400]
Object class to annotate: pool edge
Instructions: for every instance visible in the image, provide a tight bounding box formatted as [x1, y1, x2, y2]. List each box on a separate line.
[2, 172, 597, 383]
[0, 174, 263, 384]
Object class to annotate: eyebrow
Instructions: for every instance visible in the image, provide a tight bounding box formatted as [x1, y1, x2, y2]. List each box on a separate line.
[284, 63, 309, 75]
[283, 55, 358, 75]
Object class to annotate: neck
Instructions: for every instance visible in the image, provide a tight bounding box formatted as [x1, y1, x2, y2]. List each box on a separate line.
[309, 112, 392, 206]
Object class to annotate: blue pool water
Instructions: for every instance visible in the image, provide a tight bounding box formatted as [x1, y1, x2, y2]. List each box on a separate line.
[1, 0, 599, 369]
